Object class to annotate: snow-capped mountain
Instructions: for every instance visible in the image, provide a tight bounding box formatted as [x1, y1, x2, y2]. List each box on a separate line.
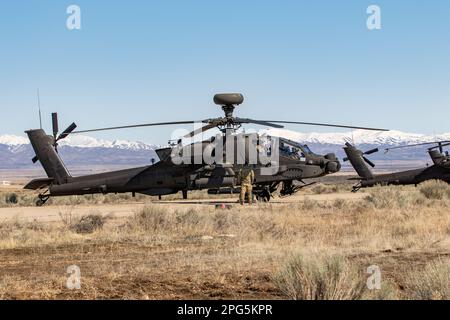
[0, 130, 449, 169]
[0, 135, 29, 146]
[262, 129, 450, 146]
[58, 135, 157, 150]
[0, 134, 160, 169]
[0, 134, 158, 150]
[261, 129, 450, 164]
[2, 130, 449, 149]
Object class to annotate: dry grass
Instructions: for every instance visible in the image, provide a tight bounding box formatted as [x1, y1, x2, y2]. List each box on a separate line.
[274, 254, 366, 300]
[404, 259, 450, 300]
[419, 180, 450, 200]
[0, 181, 449, 299]
[310, 183, 339, 195]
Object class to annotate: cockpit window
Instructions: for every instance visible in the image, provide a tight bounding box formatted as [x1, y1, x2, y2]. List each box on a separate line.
[280, 141, 310, 160]
[302, 145, 312, 154]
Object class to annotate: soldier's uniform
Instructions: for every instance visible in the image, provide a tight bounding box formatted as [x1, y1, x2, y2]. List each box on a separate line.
[238, 167, 255, 205]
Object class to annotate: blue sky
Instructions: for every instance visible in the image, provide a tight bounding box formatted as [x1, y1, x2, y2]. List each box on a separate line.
[1, 1, 449, 144]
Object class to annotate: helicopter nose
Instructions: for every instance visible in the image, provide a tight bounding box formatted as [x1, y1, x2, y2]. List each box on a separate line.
[326, 160, 341, 173]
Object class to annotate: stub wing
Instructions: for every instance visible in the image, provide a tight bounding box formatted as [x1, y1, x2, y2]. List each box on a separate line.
[24, 178, 54, 190]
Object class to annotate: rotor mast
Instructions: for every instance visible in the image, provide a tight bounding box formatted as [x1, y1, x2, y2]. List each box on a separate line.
[213, 93, 244, 136]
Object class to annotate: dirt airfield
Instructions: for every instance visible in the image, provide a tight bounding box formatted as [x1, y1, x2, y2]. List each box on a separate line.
[0, 181, 449, 300]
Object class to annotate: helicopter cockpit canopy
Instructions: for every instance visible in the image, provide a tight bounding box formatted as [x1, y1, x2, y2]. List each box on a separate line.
[279, 138, 315, 160]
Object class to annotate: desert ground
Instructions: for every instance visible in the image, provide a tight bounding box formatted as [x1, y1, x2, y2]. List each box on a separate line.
[0, 177, 449, 300]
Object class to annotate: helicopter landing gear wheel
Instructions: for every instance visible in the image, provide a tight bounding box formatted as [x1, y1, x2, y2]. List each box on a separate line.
[255, 189, 271, 202]
[262, 189, 271, 202]
[257, 194, 270, 202]
[36, 194, 50, 207]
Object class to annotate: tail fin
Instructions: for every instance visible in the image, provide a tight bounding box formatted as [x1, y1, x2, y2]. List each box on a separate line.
[428, 149, 446, 165]
[343, 143, 374, 180]
[26, 129, 71, 184]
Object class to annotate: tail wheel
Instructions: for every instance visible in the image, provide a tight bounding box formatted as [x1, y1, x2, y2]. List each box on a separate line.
[36, 194, 50, 206]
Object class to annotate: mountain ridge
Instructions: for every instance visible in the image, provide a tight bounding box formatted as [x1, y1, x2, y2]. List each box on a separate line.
[2, 129, 449, 149]
[1, 130, 448, 169]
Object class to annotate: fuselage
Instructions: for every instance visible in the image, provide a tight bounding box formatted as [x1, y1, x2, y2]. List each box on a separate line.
[360, 165, 450, 188]
[47, 137, 341, 197]
[25, 128, 341, 198]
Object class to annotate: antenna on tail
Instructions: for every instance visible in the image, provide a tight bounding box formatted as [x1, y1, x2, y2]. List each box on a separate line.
[37, 89, 42, 129]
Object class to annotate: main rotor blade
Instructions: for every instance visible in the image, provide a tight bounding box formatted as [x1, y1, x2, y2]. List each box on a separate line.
[73, 121, 199, 134]
[184, 118, 284, 138]
[234, 118, 284, 129]
[256, 120, 388, 131]
[385, 140, 450, 153]
[184, 123, 218, 138]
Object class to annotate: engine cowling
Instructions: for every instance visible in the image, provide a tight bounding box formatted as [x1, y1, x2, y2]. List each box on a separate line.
[325, 153, 337, 161]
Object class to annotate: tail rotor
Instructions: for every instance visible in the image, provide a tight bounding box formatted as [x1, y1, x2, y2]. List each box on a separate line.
[51, 112, 77, 153]
[343, 143, 379, 168]
[31, 113, 77, 163]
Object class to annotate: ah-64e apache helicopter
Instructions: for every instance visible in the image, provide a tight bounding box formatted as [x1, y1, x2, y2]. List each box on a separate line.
[24, 93, 387, 206]
[343, 141, 450, 191]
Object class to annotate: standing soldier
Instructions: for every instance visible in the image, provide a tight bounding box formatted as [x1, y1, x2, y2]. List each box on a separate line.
[238, 165, 255, 205]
